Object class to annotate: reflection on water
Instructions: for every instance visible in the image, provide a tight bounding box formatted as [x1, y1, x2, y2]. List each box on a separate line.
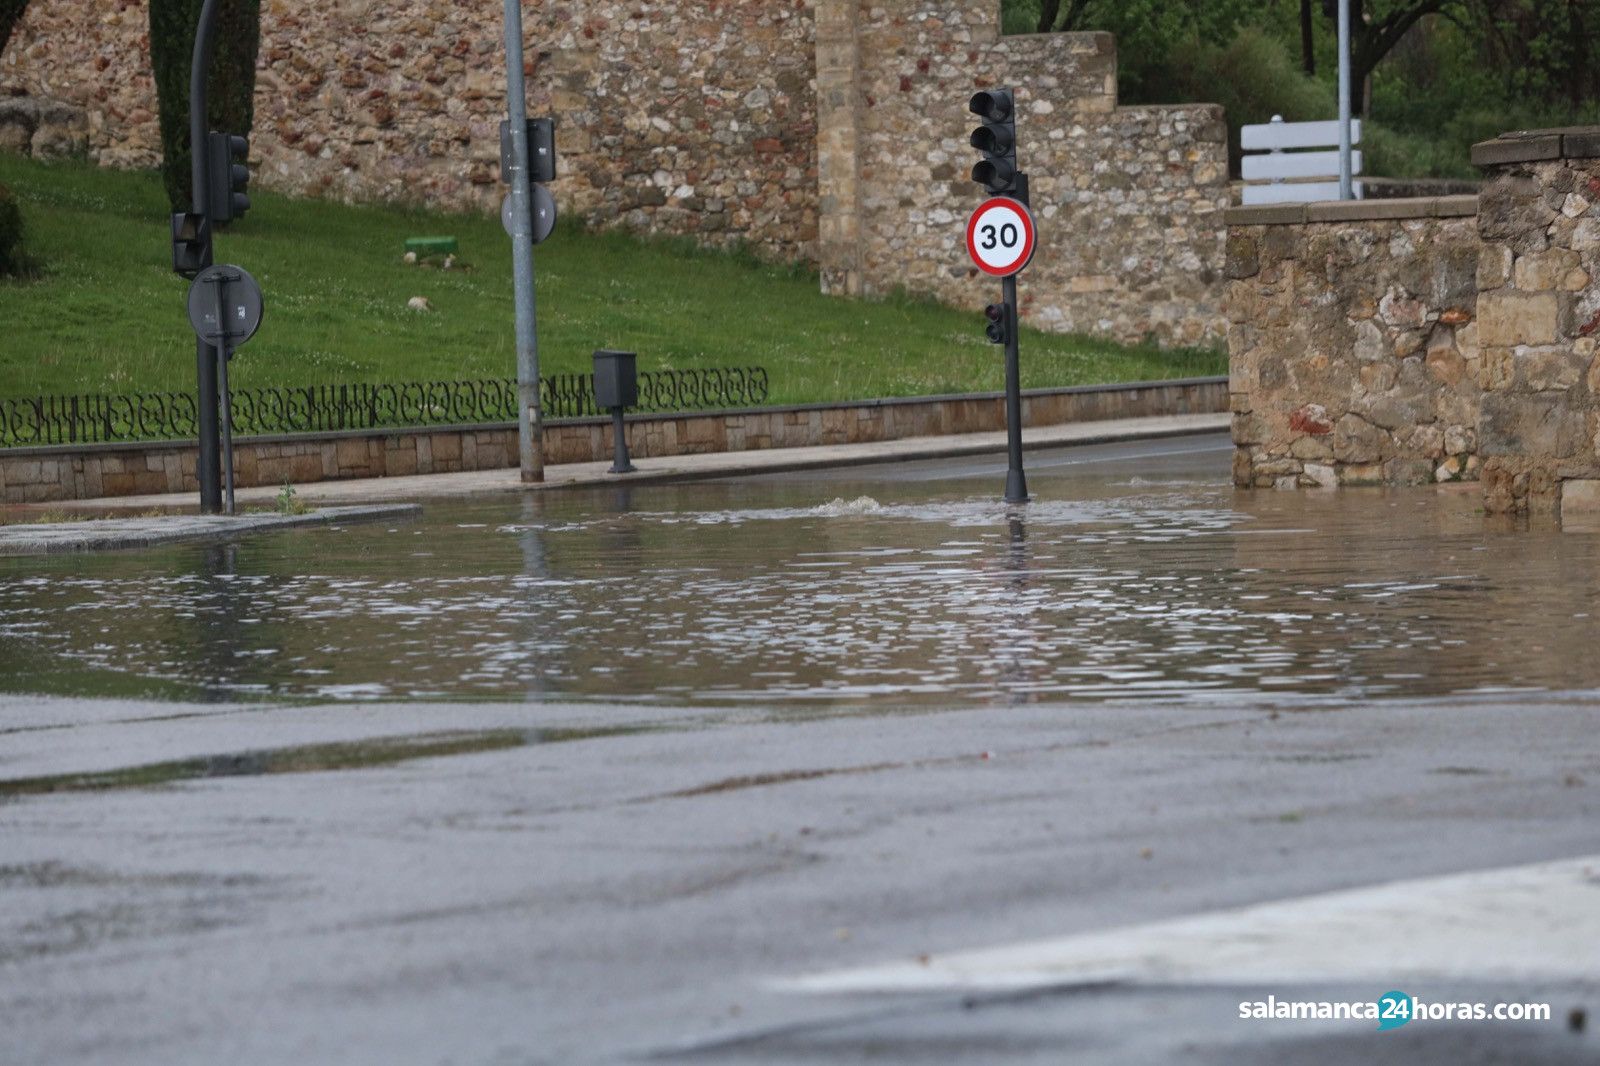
[2, 437, 1598, 707]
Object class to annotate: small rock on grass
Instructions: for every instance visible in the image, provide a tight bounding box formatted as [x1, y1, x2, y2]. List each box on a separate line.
[407, 296, 432, 312]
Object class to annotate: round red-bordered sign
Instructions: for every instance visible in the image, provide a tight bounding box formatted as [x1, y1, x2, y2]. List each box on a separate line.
[966, 197, 1037, 277]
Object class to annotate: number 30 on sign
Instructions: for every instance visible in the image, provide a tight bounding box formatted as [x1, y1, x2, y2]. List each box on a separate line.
[965, 197, 1037, 277]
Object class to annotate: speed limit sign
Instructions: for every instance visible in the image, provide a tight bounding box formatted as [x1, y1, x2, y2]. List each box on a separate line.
[965, 196, 1036, 277]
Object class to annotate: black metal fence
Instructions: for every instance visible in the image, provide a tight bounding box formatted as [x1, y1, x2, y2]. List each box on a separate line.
[0, 366, 770, 447]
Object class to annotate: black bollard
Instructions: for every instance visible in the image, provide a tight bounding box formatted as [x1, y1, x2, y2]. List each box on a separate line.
[593, 349, 638, 474]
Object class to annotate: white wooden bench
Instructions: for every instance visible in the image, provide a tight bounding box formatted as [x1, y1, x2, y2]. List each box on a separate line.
[1241, 115, 1364, 205]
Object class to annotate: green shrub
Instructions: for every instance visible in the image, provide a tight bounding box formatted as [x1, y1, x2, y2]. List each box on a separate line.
[0, 182, 39, 278]
[1144, 28, 1335, 177]
[147, 0, 261, 213]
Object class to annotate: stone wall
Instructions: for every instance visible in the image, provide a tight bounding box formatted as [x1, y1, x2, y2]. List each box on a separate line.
[0, 377, 1226, 504]
[838, 7, 1228, 346]
[0, 96, 87, 159]
[2, 0, 1227, 346]
[1227, 125, 1600, 520]
[1470, 130, 1600, 517]
[1226, 197, 1482, 489]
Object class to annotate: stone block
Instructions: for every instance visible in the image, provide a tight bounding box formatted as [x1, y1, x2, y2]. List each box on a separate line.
[1513, 249, 1581, 292]
[1339, 463, 1386, 486]
[1306, 198, 1435, 223]
[1301, 462, 1338, 488]
[1225, 204, 1306, 226]
[1431, 195, 1480, 218]
[1477, 291, 1559, 347]
[1224, 234, 1259, 279]
[1561, 479, 1600, 516]
[1471, 134, 1562, 167]
[1444, 424, 1477, 455]
[8, 461, 43, 485]
[1513, 346, 1585, 392]
[1333, 414, 1388, 464]
[335, 437, 369, 469]
[1232, 449, 1254, 487]
[430, 433, 462, 463]
[1384, 458, 1435, 485]
[1290, 435, 1334, 460]
[1560, 130, 1600, 159]
[1478, 244, 1513, 290]
[1478, 174, 1555, 252]
[290, 455, 323, 482]
[1480, 392, 1587, 458]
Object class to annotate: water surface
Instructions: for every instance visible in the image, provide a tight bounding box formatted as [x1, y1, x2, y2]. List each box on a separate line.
[3, 435, 1596, 707]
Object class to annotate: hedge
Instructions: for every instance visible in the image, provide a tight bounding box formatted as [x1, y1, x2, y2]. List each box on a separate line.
[148, 0, 261, 213]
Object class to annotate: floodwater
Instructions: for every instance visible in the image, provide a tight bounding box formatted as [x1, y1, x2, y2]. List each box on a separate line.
[2, 433, 1598, 708]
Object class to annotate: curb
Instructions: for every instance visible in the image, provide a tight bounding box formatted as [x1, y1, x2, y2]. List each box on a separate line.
[0, 504, 423, 557]
[547, 416, 1233, 490]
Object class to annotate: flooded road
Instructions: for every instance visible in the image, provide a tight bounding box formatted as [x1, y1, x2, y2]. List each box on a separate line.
[2, 433, 1597, 706]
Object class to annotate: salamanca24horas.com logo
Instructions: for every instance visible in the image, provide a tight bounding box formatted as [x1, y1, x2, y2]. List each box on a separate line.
[1239, 992, 1552, 1030]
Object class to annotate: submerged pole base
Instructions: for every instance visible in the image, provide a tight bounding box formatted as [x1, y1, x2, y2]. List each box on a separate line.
[1005, 468, 1029, 505]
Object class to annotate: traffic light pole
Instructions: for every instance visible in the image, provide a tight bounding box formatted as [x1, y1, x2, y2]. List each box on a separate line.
[502, 0, 545, 483]
[969, 89, 1031, 505]
[189, 0, 223, 513]
[1001, 272, 1027, 504]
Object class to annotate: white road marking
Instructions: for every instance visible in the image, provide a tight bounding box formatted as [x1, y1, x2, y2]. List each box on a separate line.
[778, 855, 1600, 994]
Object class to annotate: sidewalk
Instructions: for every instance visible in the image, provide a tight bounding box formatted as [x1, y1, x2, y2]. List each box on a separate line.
[49, 412, 1229, 512]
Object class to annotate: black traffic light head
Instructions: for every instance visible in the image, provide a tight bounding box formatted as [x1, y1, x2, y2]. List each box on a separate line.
[206, 131, 250, 223]
[969, 89, 1018, 195]
[170, 211, 211, 277]
[984, 302, 1009, 346]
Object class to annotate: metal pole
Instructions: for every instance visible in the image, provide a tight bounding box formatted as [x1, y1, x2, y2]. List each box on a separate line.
[217, 347, 236, 514]
[1337, 0, 1353, 201]
[609, 407, 634, 474]
[190, 0, 223, 513]
[1002, 274, 1027, 504]
[502, 0, 545, 483]
[212, 274, 236, 515]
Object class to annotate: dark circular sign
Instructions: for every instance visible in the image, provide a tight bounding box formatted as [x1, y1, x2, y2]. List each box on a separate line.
[501, 185, 558, 246]
[186, 264, 264, 349]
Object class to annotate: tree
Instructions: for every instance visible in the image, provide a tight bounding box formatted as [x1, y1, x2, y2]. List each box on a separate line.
[1035, 0, 1091, 33]
[1463, 0, 1600, 107]
[0, 0, 31, 59]
[148, 0, 261, 213]
[1325, 0, 1456, 115]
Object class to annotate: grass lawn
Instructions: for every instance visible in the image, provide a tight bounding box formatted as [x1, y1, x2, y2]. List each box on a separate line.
[0, 155, 1222, 405]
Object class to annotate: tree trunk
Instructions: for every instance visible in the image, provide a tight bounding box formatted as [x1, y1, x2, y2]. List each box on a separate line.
[1300, 0, 1316, 75]
[1035, 0, 1061, 34]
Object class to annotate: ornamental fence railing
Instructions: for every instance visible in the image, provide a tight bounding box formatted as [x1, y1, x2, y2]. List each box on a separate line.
[0, 366, 769, 448]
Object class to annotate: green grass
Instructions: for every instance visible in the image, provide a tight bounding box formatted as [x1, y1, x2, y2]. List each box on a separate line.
[0, 155, 1221, 405]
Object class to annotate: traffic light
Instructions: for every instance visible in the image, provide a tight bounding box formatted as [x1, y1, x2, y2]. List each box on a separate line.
[969, 89, 1018, 196]
[984, 302, 1010, 346]
[170, 211, 211, 277]
[206, 132, 250, 223]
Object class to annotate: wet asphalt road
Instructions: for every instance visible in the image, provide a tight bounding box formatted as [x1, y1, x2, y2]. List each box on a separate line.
[3, 692, 1597, 1065]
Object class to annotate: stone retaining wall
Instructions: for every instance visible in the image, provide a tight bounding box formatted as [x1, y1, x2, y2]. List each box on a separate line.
[1227, 124, 1600, 519]
[1471, 130, 1600, 516]
[0, 377, 1227, 504]
[2, 0, 1227, 346]
[1226, 197, 1482, 489]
